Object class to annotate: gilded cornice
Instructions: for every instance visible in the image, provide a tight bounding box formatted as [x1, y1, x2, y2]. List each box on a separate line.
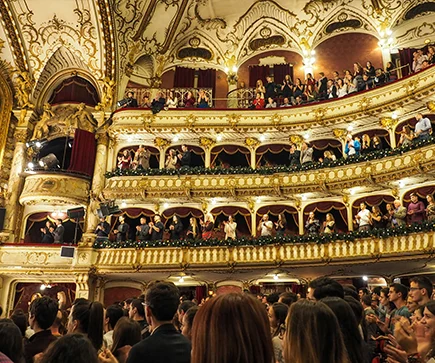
[19, 173, 90, 206]
[102, 143, 435, 200]
[108, 66, 435, 135]
[96, 0, 116, 79]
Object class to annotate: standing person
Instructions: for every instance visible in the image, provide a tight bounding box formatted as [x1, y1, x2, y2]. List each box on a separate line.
[355, 202, 372, 231]
[127, 283, 191, 363]
[186, 217, 198, 240]
[281, 74, 293, 99]
[200, 213, 214, 240]
[149, 215, 164, 241]
[288, 143, 301, 167]
[426, 194, 435, 221]
[128, 298, 149, 339]
[223, 215, 237, 240]
[183, 91, 195, 108]
[264, 76, 276, 101]
[388, 283, 411, 332]
[257, 214, 273, 237]
[169, 216, 183, 241]
[94, 217, 110, 242]
[275, 213, 287, 236]
[300, 141, 313, 165]
[196, 89, 209, 108]
[53, 219, 65, 244]
[165, 149, 178, 169]
[322, 213, 336, 234]
[305, 211, 320, 235]
[414, 113, 432, 141]
[24, 296, 58, 363]
[391, 200, 407, 227]
[409, 276, 433, 307]
[40, 221, 54, 243]
[114, 216, 129, 242]
[136, 217, 150, 242]
[269, 303, 288, 363]
[178, 145, 191, 167]
[103, 304, 124, 349]
[407, 193, 426, 224]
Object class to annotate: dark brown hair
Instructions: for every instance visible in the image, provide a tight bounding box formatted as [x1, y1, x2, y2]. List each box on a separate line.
[191, 293, 274, 363]
[111, 317, 141, 357]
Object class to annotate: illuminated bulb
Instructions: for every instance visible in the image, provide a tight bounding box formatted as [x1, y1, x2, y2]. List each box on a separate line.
[387, 29, 393, 36]
[256, 196, 262, 203]
[40, 284, 46, 291]
[301, 195, 308, 201]
[224, 67, 229, 73]
[216, 134, 223, 142]
[52, 211, 58, 217]
[27, 162, 34, 169]
[35, 141, 42, 148]
[273, 274, 279, 281]
[127, 136, 133, 142]
[231, 65, 238, 73]
[173, 135, 179, 142]
[259, 134, 266, 142]
[121, 201, 127, 208]
[392, 112, 398, 119]
[362, 276, 368, 281]
[310, 57, 315, 63]
[398, 180, 405, 188]
[311, 50, 316, 55]
[347, 125, 354, 132]
[38, 160, 45, 167]
[350, 189, 356, 196]
[303, 133, 310, 140]
[303, 49, 308, 56]
[211, 198, 217, 205]
[179, 277, 184, 283]
[163, 203, 169, 208]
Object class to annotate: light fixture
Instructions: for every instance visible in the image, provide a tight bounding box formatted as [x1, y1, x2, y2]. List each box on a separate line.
[398, 180, 405, 188]
[121, 201, 127, 208]
[52, 211, 58, 218]
[211, 198, 217, 205]
[349, 188, 356, 196]
[163, 202, 169, 208]
[303, 133, 310, 140]
[172, 135, 179, 142]
[179, 276, 184, 283]
[27, 162, 35, 169]
[392, 112, 398, 120]
[347, 125, 354, 132]
[256, 196, 262, 203]
[301, 194, 308, 201]
[38, 153, 60, 169]
[216, 134, 223, 142]
[127, 136, 133, 142]
[259, 134, 266, 142]
[40, 283, 52, 291]
[273, 274, 279, 281]
[362, 276, 368, 281]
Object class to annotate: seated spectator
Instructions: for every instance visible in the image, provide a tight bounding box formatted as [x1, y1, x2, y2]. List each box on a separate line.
[332, 71, 341, 84]
[151, 92, 166, 114]
[283, 299, 349, 362]
[140, 95, 151, 108]
[183, 91, 195, 108]
[412, 50, 427, 72]
[398, 125, 414, 147]
[353, 62, 364, 77]
[265, 97, 276, 108]
[336, 78, 347, 98]
[422, 60, 430, 70]
[280, 97, 291, 107]
[374, 68, 386, 86]
[197, 89, 209, 108]
[358, 74, 373, 91]
[110, 317, 141, 363]
[40, 334, 98, 363]
[191, 293, 274, 363]
[0, 319, 24, 363]
[251, 92, 265, 109]
[428, 45, 435, 64]
[385, 61, 396, 81]
[345, 74, 358, 93]
[166, 90, 178, 108]
[125, 91, 138, 107]
[293, 95, 304, 106]
[364, 61, 376, 78]
[326, 79, 338, 99]
[292, 78, 305, 99]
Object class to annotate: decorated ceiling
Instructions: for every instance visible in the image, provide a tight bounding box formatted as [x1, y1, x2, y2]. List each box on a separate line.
[0, 0, 434, 102]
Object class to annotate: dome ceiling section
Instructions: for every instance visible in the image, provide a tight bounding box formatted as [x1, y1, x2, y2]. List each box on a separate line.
[7, 0, 106, 85]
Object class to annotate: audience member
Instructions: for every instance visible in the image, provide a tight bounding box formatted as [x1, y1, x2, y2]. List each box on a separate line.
[258, 214, 273, 236]
[110, 317, 141, 363]
[414, 113, 432, 141]
[391, 199, 407, 227]
[269, 303, 288, 363]
[128, 298, 149, 339]
[308, 276, 345, 300]
[40, 333, 98, 363]
[305, 211, 320, 235]
[180, 306, 198, 341]
[409, 276, 433, 306]
[104, 304, 124, 349]
[407, 193, 426, 223]
[288, 143, 301, 167]
[278, 292, 297, 306]
[300, 141, 313, 164]
[0, 319, 24, 363]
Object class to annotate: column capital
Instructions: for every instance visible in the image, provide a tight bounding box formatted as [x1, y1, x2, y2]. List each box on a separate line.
[95, 132, 110, 147]
[13, 127, 29, 144]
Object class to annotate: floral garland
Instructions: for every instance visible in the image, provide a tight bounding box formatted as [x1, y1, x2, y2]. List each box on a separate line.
[93, 221, 435, 249]
[105, 137, 434, 178]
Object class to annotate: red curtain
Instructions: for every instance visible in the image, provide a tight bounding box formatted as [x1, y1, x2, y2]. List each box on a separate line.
[49, 76, 100, 106]
[399, 48, 416, 77]
[352, 195, 395, 215]
[304, 202, 348, 229]
[161, 207, 204, 223]
[311, 139, 342, 150]
[195, 286, 207, 303]
[256, 144, 290, 167]
[67, 129, 96, 177]
[210, 206, 252, 234]
[174, 67, 195, 88]
[249, 65, 270, 87]
[210, 145, 251, 166]
[403, 186, 435, 203]
[273, 64, 293, 85]
[256, 205, 299, 235]
[198, 69, 216, 103]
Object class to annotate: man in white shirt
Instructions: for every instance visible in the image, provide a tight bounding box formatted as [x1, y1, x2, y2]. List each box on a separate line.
[414, 113, 432, 141]
[257, 214, 273, 236]
[355, 202, 371, 231]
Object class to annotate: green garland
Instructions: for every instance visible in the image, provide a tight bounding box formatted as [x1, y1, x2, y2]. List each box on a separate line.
[105, 137, 434, 178]
[93, 221, 435, 249]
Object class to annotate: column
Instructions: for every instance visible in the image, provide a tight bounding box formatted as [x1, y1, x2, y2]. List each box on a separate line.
[1, 127, 29, 242]
[347, 203, 354, 232]
[82, 132, 110, 245]
[159, 149, 166, 169]
[75, 273, 91, 299]
[204, 149, 211, 168]
[381, 48, 392, 69]
[250, 150, 256, 169]
[298, 208, 305, 235]
[251, 211, 257, 237]
[389, 129, 397, 149]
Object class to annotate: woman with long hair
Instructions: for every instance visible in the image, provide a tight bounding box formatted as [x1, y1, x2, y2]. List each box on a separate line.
[321, 297, 365, 363]
[275, 213, 287, 236]
[283, 299, 349, 363]
[371, 205, 384, 229]
[269, 303, 288, 363]
[398, 125, 415, 147]
[110, 317, 141, 363]
[0, 319, 24, 363]
[322, 213, 336, 234]
[40, 334, 98, 363]
[200, 213, 214, 240]
[426, 194, 435, 221]
[191, 293, 274, 363]
[169, 215, 183, 241]
[67, 298, 104, 352]
[186, 217, 198, 240]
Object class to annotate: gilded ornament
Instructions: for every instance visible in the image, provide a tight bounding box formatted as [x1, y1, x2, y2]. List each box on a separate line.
[13, 128, 29, 143]
[96, 77, 116, 110]
[143, 114, 155, 129]
[226, 114, 241, 129]
[405, 79, 419, 96]
[185, 114, 197, 129]
[199, 137, 215, 150]
[289, 135, 303, 145]
[427, 101, 435, 112]
[358, 97, 371, 112]
[314, 107, 327, 122]
[95, 132, 110, 146]
[244, 137, 260, 149]
[153, 137, 170, 149]
[332, 128, 347, 140]
[270, 113, 283, 128]
[0, 38, 4, 54]
[13, 70, 34, 110]
[380, 117, 397, 130]
[32, 103, 55, 140]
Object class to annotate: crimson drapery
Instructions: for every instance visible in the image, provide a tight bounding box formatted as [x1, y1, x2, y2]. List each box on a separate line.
[273, 64, 293, 85]
[161, 207, 204, 224]
[174, 67, 195, 88]
[249, 65, 270, 87]
[354, 129, 391, 146]
[304, 202, 348, 231]
[195, 286, 207, 303]
[403, 186, 435, 203]
[198, 69, 216, 103]
[210, 206, 252, 234]
[399, 48, 416, 77]
[256, 144, 290, 166]
[168, 145, 206, 162]
[310, 139, 342, 150]
[210, 145, 251, 166]
[351, 195, 395, 215]
[67, 129, 96, 177]
[110, 208, 155, 235]
[49, 76, 100, 106]
[256, 205, 299, 236]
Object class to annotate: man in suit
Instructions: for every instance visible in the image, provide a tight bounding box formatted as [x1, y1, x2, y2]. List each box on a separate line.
[52, 219, 65, 244]
[136, 217, 150, 241]
[317, 72, 328, 99]
[126, 282, 191, 363]
[392, 199, 407, 227]
[300, 141, 313, 165]
[126, 91, 138, 107]
[40, 221, 54, 243]
[288, 143, 301, 167]
[178, 144, 191, 167]
[94, 217, 110, 242]
[114, 215, 129, 242]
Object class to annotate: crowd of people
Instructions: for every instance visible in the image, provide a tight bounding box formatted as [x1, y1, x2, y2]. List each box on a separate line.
[2, 276, 435, 363]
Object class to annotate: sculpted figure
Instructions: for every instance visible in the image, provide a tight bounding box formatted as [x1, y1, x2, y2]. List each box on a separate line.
[67, 103, 96, 131]
[32, 103, 55, 140]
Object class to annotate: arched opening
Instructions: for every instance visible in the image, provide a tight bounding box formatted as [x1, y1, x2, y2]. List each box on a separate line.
[210, 206, 251, 239]
[256, 205, 299, 236]
[23, 211, 84, 244]
[161, 207, 204, 240]
[166, 145, 205, 168]
[310, 139, 343, 162]
[351, 195, 396, 229]
[117, 145, 160, 170]
[304, 202, 348, 233]
[211, 145, 250, 168]
[395, 115, 435, 145]
[111, 208, 155, 241]
[48, 75, 100, 106]
[104, 286, 142, 307]
[354, 129, 391, 150]
[36, 136, 74, 170]
[256, 144, 290, 167]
